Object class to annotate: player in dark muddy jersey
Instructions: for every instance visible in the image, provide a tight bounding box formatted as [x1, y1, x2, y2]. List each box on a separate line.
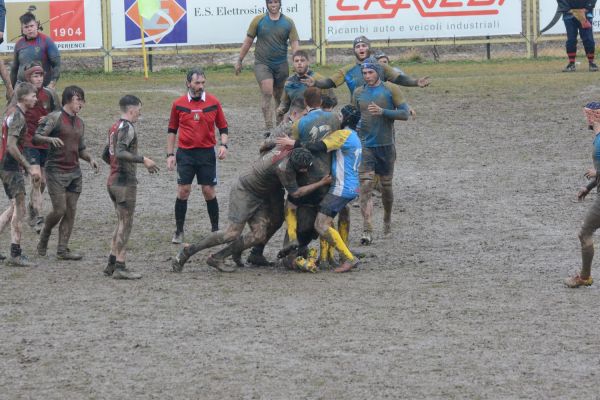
[11, 12, 60, 89]
[353, 58, 410, 245]
[278, 104, 363, 273]
[566, 102, 600, 287]
[276, 50, 336, 125]
[0, 83, 40, 266]
[302, 36, 430, 98]
[101, 95, 159, 280]
[33, 86, 99, 260]
[276, 88, 340, 267]
[172, 147, 331, 273]
[235, 0, 299, 130]
[15, 63, 60, 233]
[245, 97, 307, 267]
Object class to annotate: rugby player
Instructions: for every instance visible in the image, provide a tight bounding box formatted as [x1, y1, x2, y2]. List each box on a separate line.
[0, 82, 40, 266]
[235, 0, 299, 130]
[102, 95, 159, 280]
[33, 85, 99, 260]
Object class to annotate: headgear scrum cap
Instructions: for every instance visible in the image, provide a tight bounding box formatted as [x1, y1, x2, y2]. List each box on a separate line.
[353, 36, 370, 49]
[24, 63, 44, 81]
[584, 102, 600, 125]
[361, 57, 384, 80]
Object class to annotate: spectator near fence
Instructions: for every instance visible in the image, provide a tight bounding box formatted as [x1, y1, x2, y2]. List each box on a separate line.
[559, 0, 598, 72]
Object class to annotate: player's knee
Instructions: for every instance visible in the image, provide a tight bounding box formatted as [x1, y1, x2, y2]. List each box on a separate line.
[579, 230, 594, 248]
[201, 185, 215, 200]
[177, 186, 191, 200]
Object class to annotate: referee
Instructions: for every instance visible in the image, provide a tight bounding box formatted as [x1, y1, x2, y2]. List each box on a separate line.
[166, 69, 229, 244]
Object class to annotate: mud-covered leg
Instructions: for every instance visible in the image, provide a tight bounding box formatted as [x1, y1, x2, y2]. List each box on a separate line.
[380, 174, 394, 236]
[360, 171, 375, 245]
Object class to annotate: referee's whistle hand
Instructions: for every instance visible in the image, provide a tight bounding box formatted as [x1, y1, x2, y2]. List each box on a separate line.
[167, 156, 176, 171]
[217, 146, 228, 160]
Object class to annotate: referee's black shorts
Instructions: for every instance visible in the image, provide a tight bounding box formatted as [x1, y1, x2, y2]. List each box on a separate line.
[176, 147, 217, 186]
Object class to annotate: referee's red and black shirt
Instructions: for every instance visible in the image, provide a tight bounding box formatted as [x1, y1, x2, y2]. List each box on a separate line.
[168, 92, 228, 149]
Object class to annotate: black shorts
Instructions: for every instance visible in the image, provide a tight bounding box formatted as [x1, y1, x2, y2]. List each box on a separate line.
[176, 147, 217, 186]
[46, 169, 83, 195]
[319, 193, 353, 218]
[360, 145, 396, 177]
[23, 147, 48, 167]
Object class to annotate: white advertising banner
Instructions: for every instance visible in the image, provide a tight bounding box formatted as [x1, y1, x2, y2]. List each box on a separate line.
[0, 0, 102, 52]
[539, 0, 600, 35]
[325, 0, 522, 41]
[111, 0, 312, 48]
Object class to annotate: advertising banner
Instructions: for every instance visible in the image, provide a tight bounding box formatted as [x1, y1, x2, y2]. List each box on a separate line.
[325, 0, 522, 41]
[0, 0, 103, 51]
[111, 0, 312, 48]
[539, 0, 600, 35]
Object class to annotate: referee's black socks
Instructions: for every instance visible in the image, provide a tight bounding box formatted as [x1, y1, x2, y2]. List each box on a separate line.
[206, 198, 219, 232]
[175, 198, 188, 233]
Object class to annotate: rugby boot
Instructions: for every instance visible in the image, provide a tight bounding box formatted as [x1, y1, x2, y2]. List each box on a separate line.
[206, 254, 237, 273]
[7, 254, 35, 267]
[37, 234, 49, 256]
[334, 258, 359, 273]
[590, 62, 599, 72]
[171, 231, 184, 244]
[232, 252, 246, 268]
[112, 263, 142, 280]
[277, 241, 299, 259]
[564, 274, 593, 288]
[57, 248, 83, 261]
[103, 262, 116, 276]
[247, 253, 274, 267]
[563, 62, 576, 72]
[0, 252, 6, 261]
[360, 230, 373, 246]
[172, 246, 190, 272]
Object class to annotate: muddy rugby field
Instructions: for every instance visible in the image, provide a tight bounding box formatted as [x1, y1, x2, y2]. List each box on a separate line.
[1, 59, 600, 399]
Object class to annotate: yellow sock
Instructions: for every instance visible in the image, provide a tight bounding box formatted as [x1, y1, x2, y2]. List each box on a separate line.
[319, 238, 329, 263]
[326, 227, 354, 261]
[339, 220, 349, 245]
[285, 208, 298, 242]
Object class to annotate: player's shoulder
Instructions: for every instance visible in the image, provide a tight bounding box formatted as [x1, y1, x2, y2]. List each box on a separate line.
[6, 106, 25, 127]
[204, 92, 221, 104]
[382, 80, 401, 93]
[252, 13, 268, 26]
[281, 14, 296, 26]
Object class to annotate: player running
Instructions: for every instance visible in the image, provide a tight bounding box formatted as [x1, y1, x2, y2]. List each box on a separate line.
[353, 58, 411, 245]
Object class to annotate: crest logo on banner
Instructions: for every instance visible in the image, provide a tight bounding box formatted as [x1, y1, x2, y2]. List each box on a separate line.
[124, 0, 187, 45]
[329, 0, 507, 20]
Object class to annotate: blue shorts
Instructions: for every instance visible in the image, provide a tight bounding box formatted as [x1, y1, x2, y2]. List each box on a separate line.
[319, 193, 354, 218]
[176, 147, 217, 186]
[360, 145, 396, 177]
[23, 147, 48, 167]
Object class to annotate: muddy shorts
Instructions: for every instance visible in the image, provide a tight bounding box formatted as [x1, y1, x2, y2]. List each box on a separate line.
[254, 62, 289, 88]
[108, 184, 137, 210]
[228, 183, 282, 225]
[319, 193, 355, 218]
[23, 147, 48, 167]
[46, 169, 83, 196]
[0, 169, 25, 199]
[176, 147, 217, 186]
[360, 144, 396, 177]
